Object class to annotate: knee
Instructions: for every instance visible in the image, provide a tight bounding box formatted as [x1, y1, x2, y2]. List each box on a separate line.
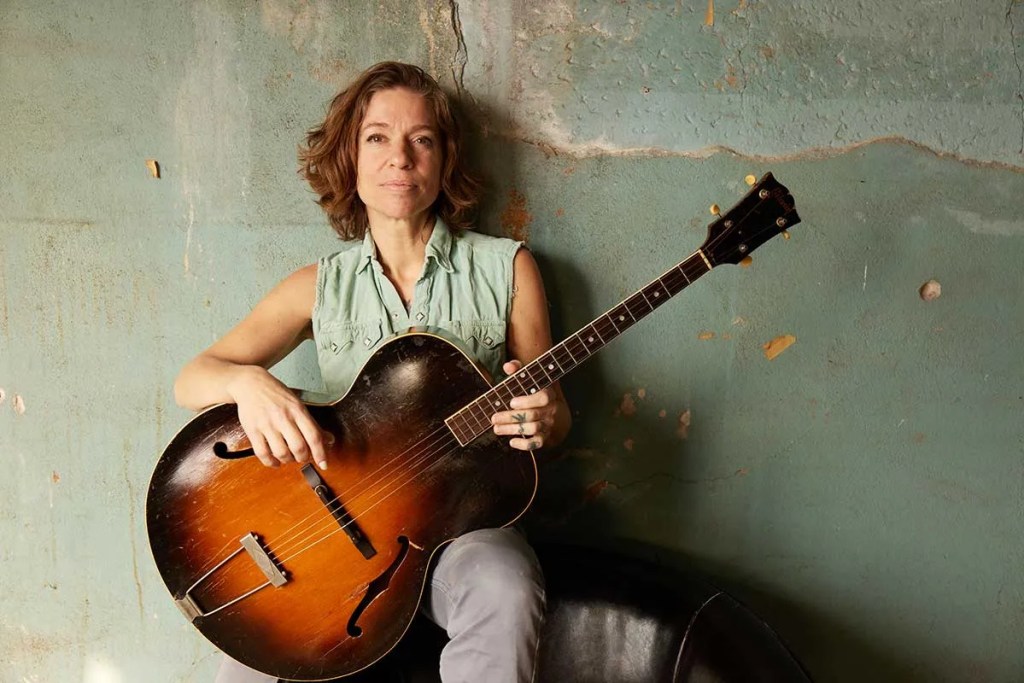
[443, 531, 545, 619]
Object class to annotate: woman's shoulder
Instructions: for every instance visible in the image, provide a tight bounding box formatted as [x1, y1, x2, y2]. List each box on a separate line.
[452, 228, 522, 254]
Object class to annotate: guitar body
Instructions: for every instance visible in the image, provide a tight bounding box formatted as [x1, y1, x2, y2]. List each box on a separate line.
[146, 331, 537, 681]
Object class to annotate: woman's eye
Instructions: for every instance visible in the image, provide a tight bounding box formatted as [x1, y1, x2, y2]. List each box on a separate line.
[415, 136, 434, 147]
[366, 134, 384, 143]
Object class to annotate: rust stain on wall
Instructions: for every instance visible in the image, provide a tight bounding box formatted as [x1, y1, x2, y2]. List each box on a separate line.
[500, 189, 533, 242]
[763, 334, 797, 360]
[698, 330, 716, 340]
[584, 479, 610, 501]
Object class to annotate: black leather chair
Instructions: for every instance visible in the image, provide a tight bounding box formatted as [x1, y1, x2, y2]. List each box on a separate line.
[338, 543, 812, 683]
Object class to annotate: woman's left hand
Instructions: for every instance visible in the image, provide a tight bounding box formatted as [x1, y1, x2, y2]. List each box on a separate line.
[491, 359, 562, 452]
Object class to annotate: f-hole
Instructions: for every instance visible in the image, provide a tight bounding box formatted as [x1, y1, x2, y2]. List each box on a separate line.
[347, 536, 410, 638]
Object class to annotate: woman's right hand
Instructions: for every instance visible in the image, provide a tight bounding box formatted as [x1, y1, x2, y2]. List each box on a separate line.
[226, 365, 331, 470]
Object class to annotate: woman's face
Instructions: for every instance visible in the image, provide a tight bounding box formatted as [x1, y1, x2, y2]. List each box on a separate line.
[356, 87, 443, 228]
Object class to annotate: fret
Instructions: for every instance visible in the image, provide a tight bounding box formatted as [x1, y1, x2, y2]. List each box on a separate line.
[654, 278, 671, 299]
[562, 339, 581, 364]
[515, 368, 539, 395]
[554, 344, 577, 369]
[586, 325, 605, 345]
[465, 405, 489, 433]
[508, 370, 529, 396]
[543, 351, 565, 376]
[621, 299, 640, 321]
[676, 263, 692, 284]
[484, 390, 508, 413]
[605, 313, 621, 334]
[534, 358, 555, 384]
[447, 416, 468, 444]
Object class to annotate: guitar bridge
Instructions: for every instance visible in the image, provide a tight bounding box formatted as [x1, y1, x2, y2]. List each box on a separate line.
[174, 532, 288, 622]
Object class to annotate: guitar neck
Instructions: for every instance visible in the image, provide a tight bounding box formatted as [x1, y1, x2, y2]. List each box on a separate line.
[445, 249, 714, 446]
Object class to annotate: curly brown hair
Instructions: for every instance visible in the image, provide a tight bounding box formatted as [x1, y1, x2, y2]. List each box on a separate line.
[299, 62, 482, 240]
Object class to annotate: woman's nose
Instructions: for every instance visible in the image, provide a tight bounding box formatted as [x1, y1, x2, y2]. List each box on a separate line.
[389, 140, 412, 168]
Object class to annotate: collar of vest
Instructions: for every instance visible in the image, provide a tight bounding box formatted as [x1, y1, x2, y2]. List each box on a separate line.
[357, 216, 455, 274]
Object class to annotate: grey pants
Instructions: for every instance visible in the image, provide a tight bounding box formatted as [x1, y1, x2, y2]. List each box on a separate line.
[215, 527, 546, 683]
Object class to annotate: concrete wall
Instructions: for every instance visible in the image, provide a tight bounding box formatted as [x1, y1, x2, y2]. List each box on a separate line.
[2, 1, 1022, 681]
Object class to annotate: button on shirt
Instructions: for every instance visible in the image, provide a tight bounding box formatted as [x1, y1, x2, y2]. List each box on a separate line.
[312, 218, 523, 396]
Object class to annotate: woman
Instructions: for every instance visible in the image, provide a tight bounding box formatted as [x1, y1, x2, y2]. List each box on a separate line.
[174, 62, 571, 683]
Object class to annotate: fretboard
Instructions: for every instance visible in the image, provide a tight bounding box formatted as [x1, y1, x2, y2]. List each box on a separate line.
[444, 249, 713, 446]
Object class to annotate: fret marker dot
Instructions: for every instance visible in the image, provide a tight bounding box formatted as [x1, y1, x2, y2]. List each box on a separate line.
[494, 400, 501, 407]
[588, 336, 594, 342]
[548, 364, 554, 370]
[519, 371, 527, 378]
[530, 388, 537, 394]
[618, 315, 625, 321]
[654, 292, 660, 297]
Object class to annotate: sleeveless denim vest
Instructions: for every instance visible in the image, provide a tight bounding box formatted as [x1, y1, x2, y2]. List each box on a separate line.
[312, 218, 522, 397]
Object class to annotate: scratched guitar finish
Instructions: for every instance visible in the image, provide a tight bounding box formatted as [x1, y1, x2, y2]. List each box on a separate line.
[146, 173, 800, 681]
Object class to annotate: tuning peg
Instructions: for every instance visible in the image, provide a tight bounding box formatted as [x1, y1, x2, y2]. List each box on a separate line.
[744, 174, 756, 186]
[710, 204, 721, 216]
[740, 256, 753, 268]
[782, 230, 791, 240]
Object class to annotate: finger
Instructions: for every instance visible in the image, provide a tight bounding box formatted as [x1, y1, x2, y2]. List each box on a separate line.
[509, 390, 552, 410]
[263, 430, 294, 465]
[508, 436, 544, 452]
[502, 359, 522, 375]
[279, 420, 312, 465]
[295, 412, 331, 470]
[247, 432, 278, 468]
[492, 409, 535, 426]
[494, 420, 540, 437]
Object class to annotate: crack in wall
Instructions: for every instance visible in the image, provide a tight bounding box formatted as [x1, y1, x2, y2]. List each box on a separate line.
[448, 0, 468, 96]
[1008, 0, 1024, 155]
[502, 130, 1024, 173]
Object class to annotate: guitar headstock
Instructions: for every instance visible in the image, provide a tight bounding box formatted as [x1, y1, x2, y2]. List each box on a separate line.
[701, 173, 800, 266]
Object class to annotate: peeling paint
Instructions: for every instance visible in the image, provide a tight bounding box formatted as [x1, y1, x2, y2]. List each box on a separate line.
[51, 471, 60, 484]
[919, 279, 942, 301]
[677, 409, 691, 439]
[12, 394, 25, 415]
[636, 388, 646, 399]
[698, 330, 716, 340]
[619, 393, 636, 416]
[500, 189, 533, 241]
[0, 387, 5, 405]
[504, 133, 1024, 173]
[658, 409, 667, 418]
[947, 207, 1024, 235]
[763, 334, 796, 360]
[623, 438, 634, 451]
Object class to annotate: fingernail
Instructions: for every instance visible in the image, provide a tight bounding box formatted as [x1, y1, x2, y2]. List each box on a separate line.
[318, 459, 328, 470]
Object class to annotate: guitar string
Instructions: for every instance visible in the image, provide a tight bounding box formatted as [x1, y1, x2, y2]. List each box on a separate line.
[198, 241, 746, 588]
[259, 362, 541, 560]
[207, 256, 709, 580]
[267, 257, 711, 566]
[270, 194, 782, 565]
[265, 257, 707, 561]
[267, 363, 549, 560]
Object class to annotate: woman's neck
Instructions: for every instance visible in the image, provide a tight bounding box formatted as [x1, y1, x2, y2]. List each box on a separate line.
[368, 212, 435, 286]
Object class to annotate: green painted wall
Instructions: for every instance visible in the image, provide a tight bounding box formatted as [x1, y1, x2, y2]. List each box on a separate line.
[2, 1, 1022, 681]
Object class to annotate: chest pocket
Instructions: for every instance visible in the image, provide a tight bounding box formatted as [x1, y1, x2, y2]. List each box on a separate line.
[443, 320, 507, 380]
[317, 320, 387, 394]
